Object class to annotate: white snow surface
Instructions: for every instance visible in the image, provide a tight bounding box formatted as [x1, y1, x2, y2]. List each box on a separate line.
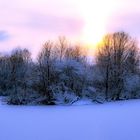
[0, 99, 140, 140]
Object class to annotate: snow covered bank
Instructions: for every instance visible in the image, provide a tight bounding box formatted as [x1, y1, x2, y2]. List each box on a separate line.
[0, 99, 140, 140]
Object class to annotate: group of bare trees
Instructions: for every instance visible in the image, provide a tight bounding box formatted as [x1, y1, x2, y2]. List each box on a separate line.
[34, 37, 87, 104]
[0, 32, 139, 105]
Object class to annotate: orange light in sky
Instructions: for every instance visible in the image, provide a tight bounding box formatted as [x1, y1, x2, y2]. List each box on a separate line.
[78, 0, 116, 48]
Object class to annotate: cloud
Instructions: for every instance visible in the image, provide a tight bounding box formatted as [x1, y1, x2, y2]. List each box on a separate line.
[0, 31, 10, 42]
[24, 13, 84, 36]
[107, 12, 140, 38]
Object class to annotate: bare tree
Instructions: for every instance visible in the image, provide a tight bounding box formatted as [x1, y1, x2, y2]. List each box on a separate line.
[96, 31, 139, 100]
[8, 48, 31, 104]
[56, 36, 68, 61]
[36, 41, 56, 104]
[65, 44, 87, 63]
[125, 41, 140, 74]
[0, 55, 11, 95]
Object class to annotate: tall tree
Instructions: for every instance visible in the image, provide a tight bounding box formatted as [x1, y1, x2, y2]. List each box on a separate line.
[96, 31, 139, 100]
[8, 48, 31, 104]
[36, 41, 57, 104]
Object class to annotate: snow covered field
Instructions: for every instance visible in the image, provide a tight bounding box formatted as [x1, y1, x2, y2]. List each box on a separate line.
[0, 99, 140, 140]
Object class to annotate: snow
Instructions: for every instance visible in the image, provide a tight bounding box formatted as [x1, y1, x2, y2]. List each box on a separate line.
[0, 99, 140, 140]
[72, 99, 93, 105]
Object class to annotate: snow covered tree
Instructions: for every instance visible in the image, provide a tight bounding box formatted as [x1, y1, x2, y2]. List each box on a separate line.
[59, 45, 88, 97]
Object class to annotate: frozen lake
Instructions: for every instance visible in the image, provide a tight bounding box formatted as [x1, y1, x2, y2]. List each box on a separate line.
[0, 99, 140, 140]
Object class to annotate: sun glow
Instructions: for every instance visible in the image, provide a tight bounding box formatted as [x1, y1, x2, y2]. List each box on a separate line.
[79, 0, 116, 47]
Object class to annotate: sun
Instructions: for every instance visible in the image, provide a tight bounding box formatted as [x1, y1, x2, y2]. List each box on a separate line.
[82, 18, 105, 46]
[79, 0, 116, 48]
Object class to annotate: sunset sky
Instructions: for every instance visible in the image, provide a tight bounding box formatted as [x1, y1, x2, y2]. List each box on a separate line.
[0, 0, 140, 57]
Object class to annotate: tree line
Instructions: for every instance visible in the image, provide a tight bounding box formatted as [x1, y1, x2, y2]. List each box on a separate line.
[0, 31, 140, 105]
